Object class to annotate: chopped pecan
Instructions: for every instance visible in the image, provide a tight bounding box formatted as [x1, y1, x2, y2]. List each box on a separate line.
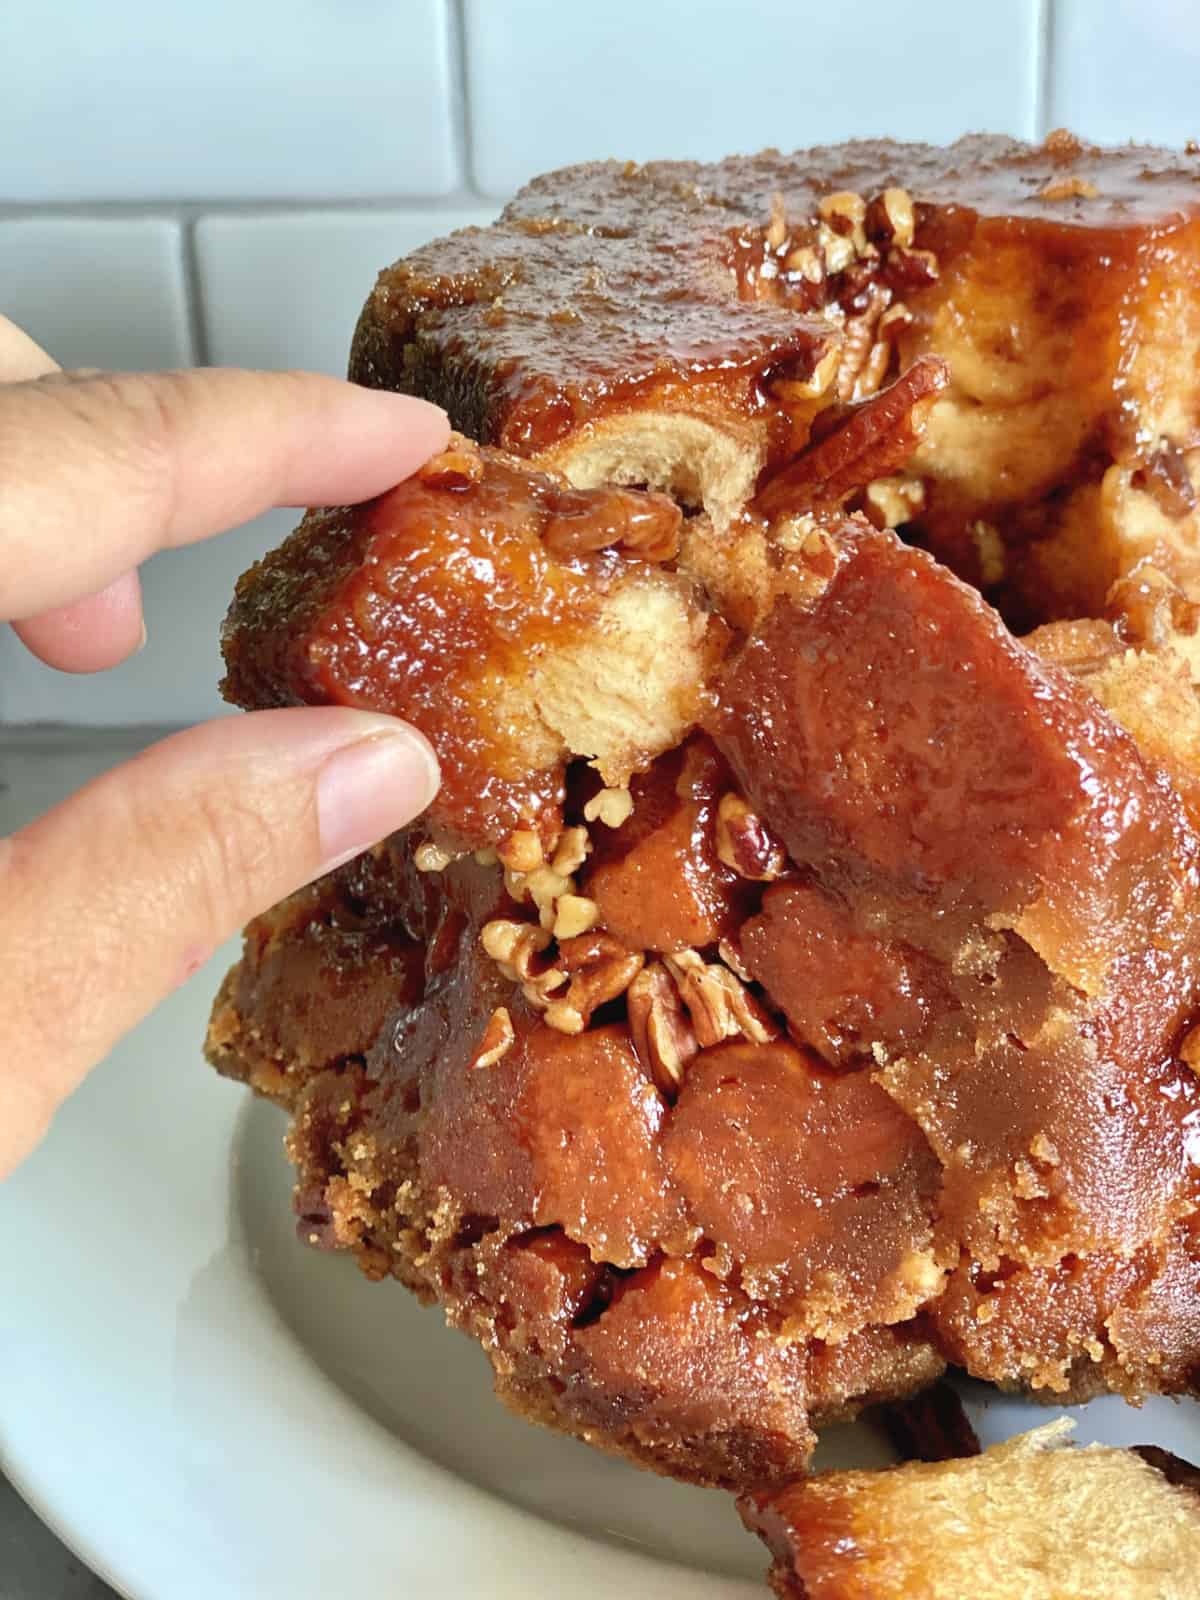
[544, 931, 644, 1035]
[864, 474, 926, 530]
[1109, 562, 1200, 652]
[542, 486, 682, 563]
[481, 917, 568, 1009]
[865, 187, 915, 250]
[664, 950, 779, 1050]
[1038, 173, 1098, 201]
[414, 842, 456, 873]
[773, 341, 842, 407]
[627, 961, 699, 1098]
[754, 356, 950, 520]
[552, 893, 600, 940]
[718, 935, 753, 983]
[784, 243, 825, 285]
[583, 787, 634, 828]
[716, 792, 789, 881]
[481, 918, 555, 981]
[551, 825, 591, 877]
[1131, 438, 1197, 520]
[818, 190, 870, 256]
[506, 862, 575, 929]
[470, 1006, 516, 1069]
[881, 246, 939, 295]
[765, 191, 789, 251]
[498, 828, 544, 874]
[836, 281, 892, 402]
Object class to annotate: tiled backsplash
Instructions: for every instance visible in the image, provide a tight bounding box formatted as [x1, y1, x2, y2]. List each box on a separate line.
[1, 0, 1197, 726]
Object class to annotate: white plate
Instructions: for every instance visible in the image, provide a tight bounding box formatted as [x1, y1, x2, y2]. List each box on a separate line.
[4, 746, 1199, 1599]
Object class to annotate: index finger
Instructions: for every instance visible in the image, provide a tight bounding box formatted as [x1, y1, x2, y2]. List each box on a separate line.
[0, 367, 448, 620]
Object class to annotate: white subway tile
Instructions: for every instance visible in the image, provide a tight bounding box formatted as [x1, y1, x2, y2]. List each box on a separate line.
[0, 218, 191, 372]
[464, 0, 1040, 197]
[1, 1, 457, 202]
[195, 209, 498, 376]
[1049, 0, 1200, 145]
[1, 509, 300, 728]
[3, 209, 503, 729]
[0, 216, 200, 727]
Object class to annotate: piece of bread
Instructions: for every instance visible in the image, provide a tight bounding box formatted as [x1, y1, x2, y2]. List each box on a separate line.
[209, 135, 1200, 1495]
[739, 1420, 1200, 1599]
[352, 131, 1200, 624]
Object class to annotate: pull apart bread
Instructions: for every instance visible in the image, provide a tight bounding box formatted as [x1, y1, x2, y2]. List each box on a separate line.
[741, 1420, 1200, 1599]
[207, 133, 1200, 1497]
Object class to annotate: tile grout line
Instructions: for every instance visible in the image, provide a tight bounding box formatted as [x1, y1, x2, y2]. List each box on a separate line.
[179, 219, 210, 367]
[1034, 0, 1057, 139]
[0, 188, 497, 224]
[447, 0, 475, 197]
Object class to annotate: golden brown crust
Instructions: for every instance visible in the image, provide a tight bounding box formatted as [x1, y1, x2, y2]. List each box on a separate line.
[210, 133, 1200, 1505]
[739, 1422, 1200, 1600]
[210, 514, 1200, 1489]
[352, 133, 1200, 622]
[221, 438, 723, 850]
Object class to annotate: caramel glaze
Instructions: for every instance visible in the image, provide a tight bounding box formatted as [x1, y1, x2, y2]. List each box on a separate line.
[210, 511, 1200, 1488]
[210, 791, 950, 1488]
[711, 521, 1200, 1282]
[351, 204, 836, 458]
[220, 445, 702, 849]
[208, 133, 1200, 1493]
[352, 136, 1200, 455]
[351, 133, 1200, 621]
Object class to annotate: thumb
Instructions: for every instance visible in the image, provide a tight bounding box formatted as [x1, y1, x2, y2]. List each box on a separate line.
[0, 708, 439, 1176]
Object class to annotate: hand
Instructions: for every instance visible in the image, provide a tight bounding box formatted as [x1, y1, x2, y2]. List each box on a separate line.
[0, 316, 449, 1176]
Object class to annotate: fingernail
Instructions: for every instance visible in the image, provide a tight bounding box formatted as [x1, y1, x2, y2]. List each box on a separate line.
[136, 618, 148, 653]
[316, 725, 440, 870]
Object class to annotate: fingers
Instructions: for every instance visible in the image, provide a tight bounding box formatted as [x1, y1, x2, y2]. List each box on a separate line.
[0, 318, 150, 664]
[12, 569, 145, 672]
[0, 707, 440, 1176]
[0, 367, 449, 620]
[0, 314, 58, 381]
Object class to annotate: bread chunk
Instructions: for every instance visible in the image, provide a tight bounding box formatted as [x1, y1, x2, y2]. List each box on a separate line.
[353, 132, 1200, 623]
[210, 135, 1200, 1502]
[739, 1421, 1200, 1600]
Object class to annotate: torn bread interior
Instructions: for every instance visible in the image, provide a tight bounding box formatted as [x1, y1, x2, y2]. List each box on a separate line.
[209, 132, 1200, 1499]
[739, 1420, 1200, 1600]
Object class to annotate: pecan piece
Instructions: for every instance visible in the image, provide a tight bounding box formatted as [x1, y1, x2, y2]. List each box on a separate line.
[864, 473, 926, 531]
[836, 280, 892, 402]
[552, 893, 600, 940]
[880, 246, 939, 295]
[664, 950, 779, 1050]
[754, 356, 949, 520]
[628, 961, 699, 1099]
[498, 827, 544, 874]
[865, 187, 915, 251]
[542, 486, 682, 563]
[716, 793, 789, 881]
[470, 1006, 516, 1069]
[545, 931, 644, 1035]
[583, 786, 634, 828]
[1131, 438, 1198, 520]
[1038, 173, 1098, 201]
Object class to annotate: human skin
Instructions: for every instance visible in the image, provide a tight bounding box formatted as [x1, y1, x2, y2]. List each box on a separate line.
[0, 314, 449, 1176]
